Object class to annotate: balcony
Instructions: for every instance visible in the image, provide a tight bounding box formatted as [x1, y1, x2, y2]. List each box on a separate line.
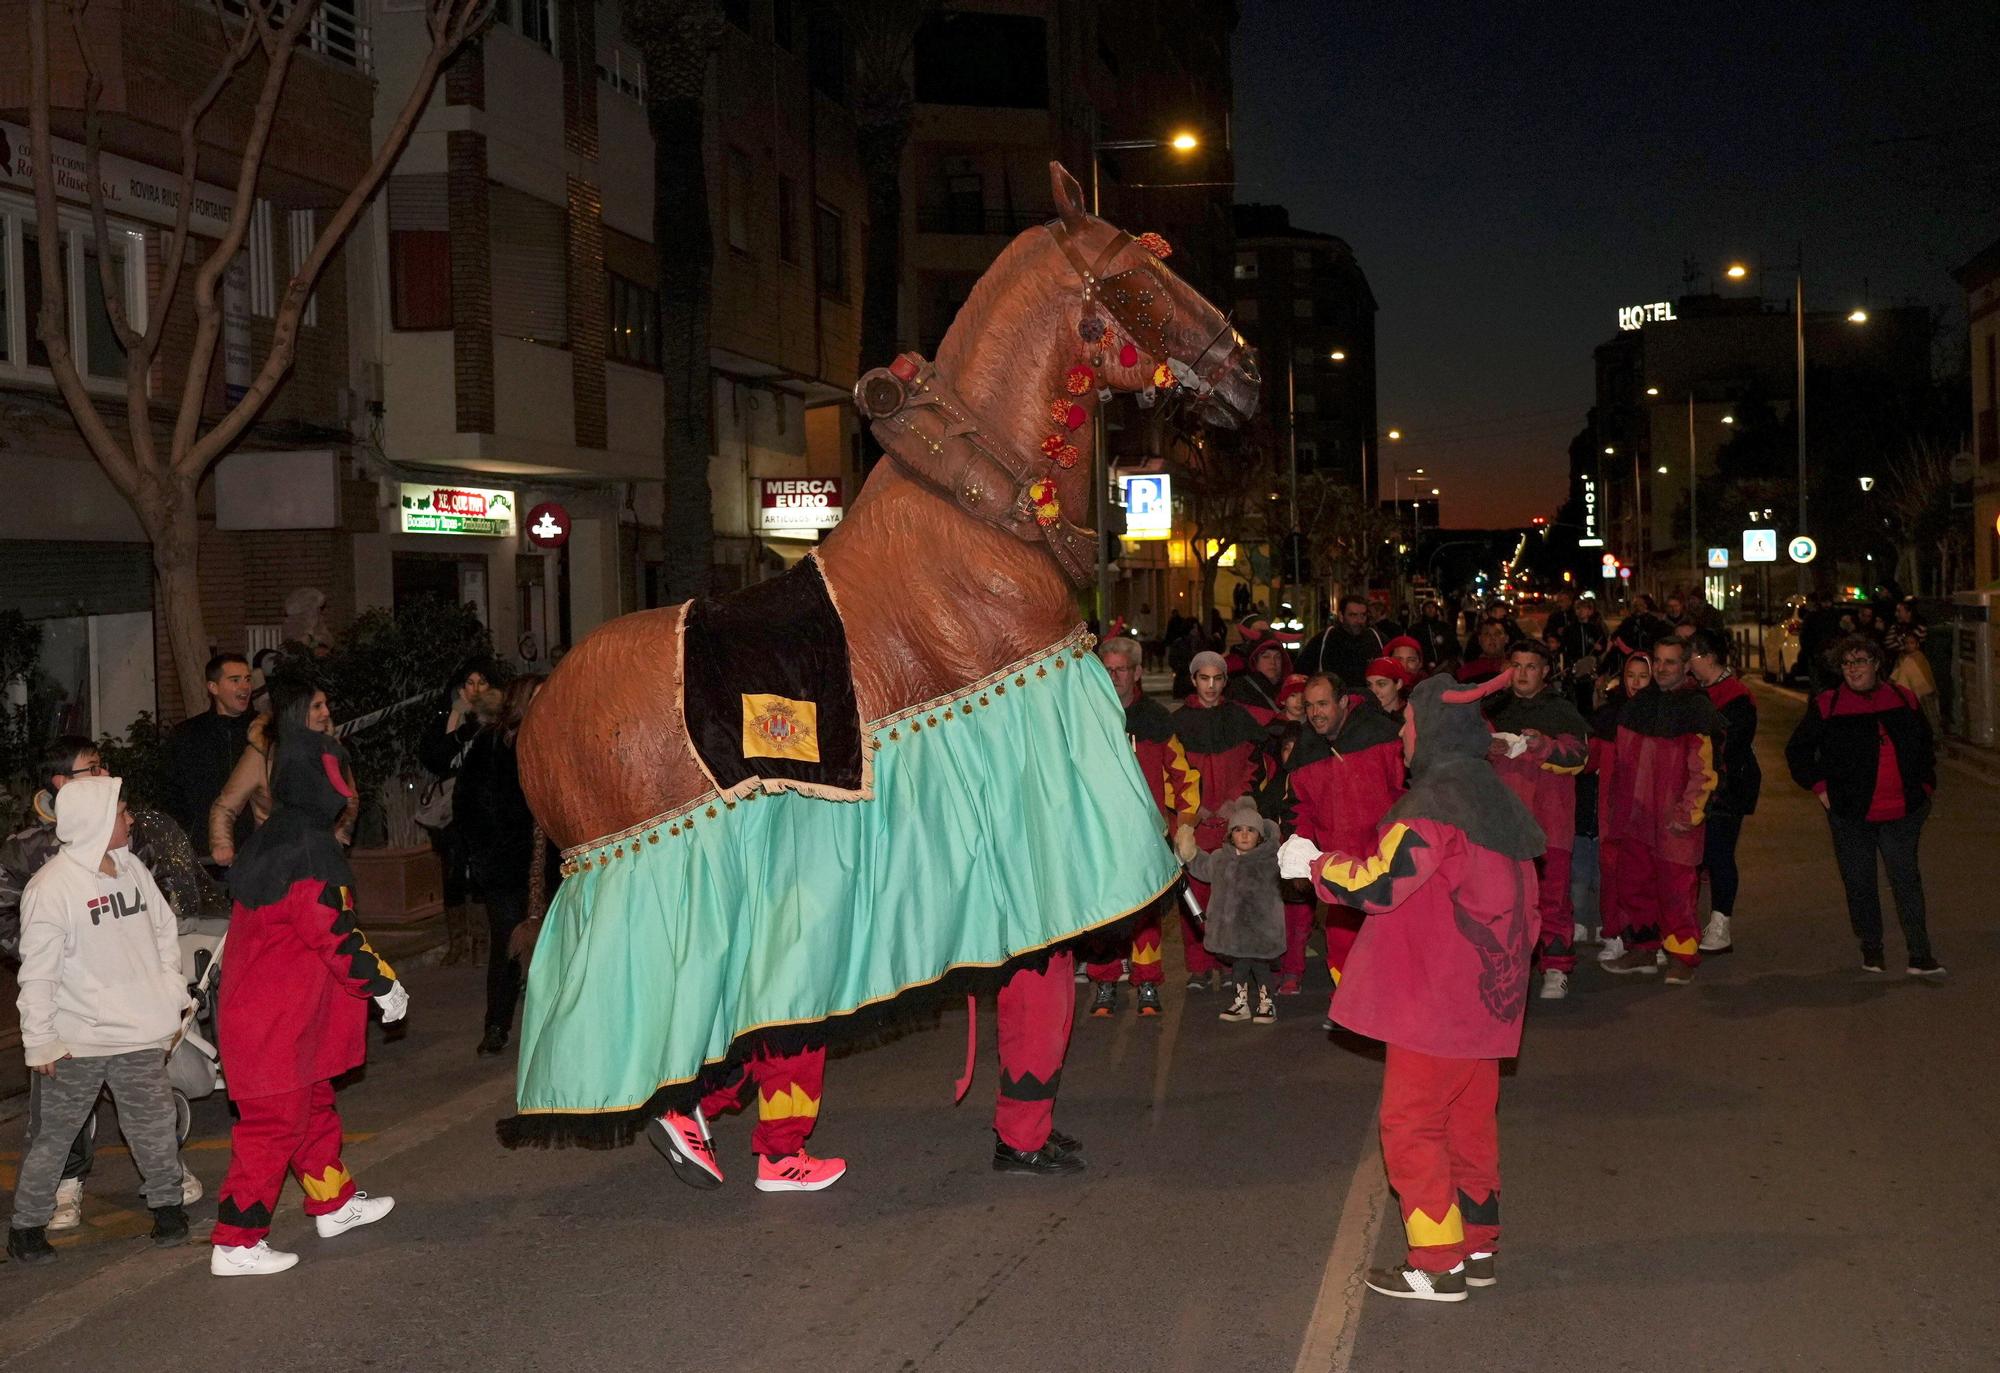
[916, 204, 1052, 237]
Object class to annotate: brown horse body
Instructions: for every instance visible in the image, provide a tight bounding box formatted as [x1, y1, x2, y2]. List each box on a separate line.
[520, 166, 1257, 851]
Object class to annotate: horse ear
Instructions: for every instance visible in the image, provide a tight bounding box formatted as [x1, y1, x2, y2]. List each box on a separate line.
[1049, 161, 1087, 226]
[1440, 671, 1515, 705]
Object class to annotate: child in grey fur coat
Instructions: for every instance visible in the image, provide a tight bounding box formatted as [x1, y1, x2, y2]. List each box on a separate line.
[1178, 795, 1287, 1023]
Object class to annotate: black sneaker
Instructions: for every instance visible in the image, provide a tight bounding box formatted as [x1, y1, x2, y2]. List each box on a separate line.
[1135, 983, 1162, 1016]
[1364, 1262, 1467, 1302]
[1087, 983, 1118, 1018]
[475, 1026, 509, 1057]
[1907, 956, 1946, 978]
[1046, 1128, 1085, 1157]
[6, 1226, 57, 1265]
[149, 1204, 190, 1248]
[1860, 946, 1886, 973]
[992, 1133, 1086, 1176]
[1463, 1251, 1496, 1287]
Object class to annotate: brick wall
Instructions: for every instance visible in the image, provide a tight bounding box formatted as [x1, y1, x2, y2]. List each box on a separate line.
[449, 130, 494, 433]
[567, 175, 608, 450]
[559, 0, 598, 162]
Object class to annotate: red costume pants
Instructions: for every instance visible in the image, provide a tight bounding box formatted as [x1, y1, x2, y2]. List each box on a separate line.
[1536, 846, 1576, 973]
[212, 1080, 356, 1248]
[1325, 904, 1364, 983]
[1276, 900, 1316, 982]
[1610, 842, 1701, 966]
[1084, 901, 1164, 985]
[994, 952, 1077, 1152]
[1596, 839, 1625, 940]
[699, 1043, 826, 1159]
[1181, 878, 1224, 974]
[1380, 1046, 1501, 1273]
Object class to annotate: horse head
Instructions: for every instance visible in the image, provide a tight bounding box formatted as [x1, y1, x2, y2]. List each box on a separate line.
[1045, 161, 1261, 429]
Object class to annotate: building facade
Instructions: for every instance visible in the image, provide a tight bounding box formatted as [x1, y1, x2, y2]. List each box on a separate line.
[1956, 237, 2000, 588]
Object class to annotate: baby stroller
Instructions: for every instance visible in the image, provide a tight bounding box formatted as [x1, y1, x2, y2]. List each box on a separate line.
[164, 932, 226, 1145]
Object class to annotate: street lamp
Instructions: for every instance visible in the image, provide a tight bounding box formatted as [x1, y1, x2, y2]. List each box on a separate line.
[1387, 428, 1402, 441]
[1087, 129, 1202, 629]
[1329, 349, 1346, 361]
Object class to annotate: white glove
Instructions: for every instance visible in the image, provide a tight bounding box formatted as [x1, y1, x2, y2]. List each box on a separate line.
[375, 983, 410, 1024]
[1490, 731, 1530, 759]
[1278, 834, 1323, 880]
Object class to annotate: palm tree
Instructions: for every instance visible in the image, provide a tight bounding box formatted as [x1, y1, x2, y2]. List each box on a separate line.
[626, 0, 724, 601]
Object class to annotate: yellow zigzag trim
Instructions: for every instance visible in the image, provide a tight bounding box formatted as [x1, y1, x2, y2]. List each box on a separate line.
[1663, 933, 1698, 957]
[299, 1164, 352, 1202]
[757, 1083, 821, 1122]
[1404, 1203, 1465, 1248]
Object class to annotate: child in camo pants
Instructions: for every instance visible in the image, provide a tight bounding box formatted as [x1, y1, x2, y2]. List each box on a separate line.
[9, 778, 190, 1263]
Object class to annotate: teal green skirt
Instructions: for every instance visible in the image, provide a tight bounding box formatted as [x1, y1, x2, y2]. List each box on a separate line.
[511, 630, 1178, 1124]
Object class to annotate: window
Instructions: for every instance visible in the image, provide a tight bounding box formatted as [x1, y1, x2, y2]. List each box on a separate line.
[1293, 249, 1316, 270]
[1295, 440, 1319, 465]
[605, 272, 659, 367]
[489, 186, 568, 345]
[1233, 252, 1258, 281]
[913, 13, 1048, 107]
[247, 200, 276, 318]
[4, 202, 144, 384]
[1292, 344, 1319, 367]
[777, 176, 800, 263]
[497, 0, 555, 53]
[814, 201, 846, 299]
[388, 176, 451, 330]
[598, 45, 645, 100]
[725, 147, 753, 253]
[288, 208, 319, 327]
[1292, 297, 1313, 319]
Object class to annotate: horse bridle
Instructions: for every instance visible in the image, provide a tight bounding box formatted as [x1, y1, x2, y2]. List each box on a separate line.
[1044, 217, 1255, 423]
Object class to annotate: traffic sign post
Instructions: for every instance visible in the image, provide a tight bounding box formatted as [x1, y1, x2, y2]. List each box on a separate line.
[1788, 535, 1818, 565]
[1742, 529, 1778, 563]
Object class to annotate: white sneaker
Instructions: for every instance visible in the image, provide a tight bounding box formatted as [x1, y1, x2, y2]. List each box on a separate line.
[1218, 988, 1251, 1023]
[1571, 921, 1589, 946]
[1596, 936, 1626, 963]
[180, 1165, 204, 1206]
[314, 1192, 395, 1238]
[48, 1177, 83, 1232]
[1538, 969, 1569, 1000]
[211, 1240, 300, 1276]
[1698, 912, 1733, 953]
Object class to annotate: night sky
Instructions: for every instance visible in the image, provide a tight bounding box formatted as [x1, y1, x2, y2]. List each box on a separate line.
[1233, 2, 2000, 527]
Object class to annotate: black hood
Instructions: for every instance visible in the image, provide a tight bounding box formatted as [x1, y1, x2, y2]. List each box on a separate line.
[228, 732, 357, 909]
[1381, 673, 1544, 861]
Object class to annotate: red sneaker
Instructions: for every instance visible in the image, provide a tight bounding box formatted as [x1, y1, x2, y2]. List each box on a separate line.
[1275, 976, 1303, 996]
[755, 1150, 847, 1193]
[645, 1109, 724, 1189]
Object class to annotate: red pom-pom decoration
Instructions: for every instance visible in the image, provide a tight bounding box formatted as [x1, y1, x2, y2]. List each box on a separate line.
[1041, 434, 1066, 458]
[1064, 403, 1087, 431]
[888, 355, 919, 381]
[1049, 398, 1072, 424]
[1118, 342, 1140, 369]
[1064, 365, 1095, 396]
[1136, 232, 1173, 259]
[1153, 362, 1177, 389]
[1056, 443, 1081, 469]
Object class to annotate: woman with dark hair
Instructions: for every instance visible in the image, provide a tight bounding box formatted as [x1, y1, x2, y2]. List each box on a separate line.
[1784, 634, 1942, 976]
[209, 702, 408, 1276]
[455, 674, 554, 1056]
[417, 658, 496, 964]
[210, 679, 353, 865]
[1885, 599, 1940, 735]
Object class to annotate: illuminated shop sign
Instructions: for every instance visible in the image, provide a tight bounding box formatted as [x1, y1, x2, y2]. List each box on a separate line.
[1617, 301, 1677, 331]
[760, 478, 844, 532]
[399, 483, 517, 537]
[1118, 472, 1174, 540]
[1579, 475, 1602, 547]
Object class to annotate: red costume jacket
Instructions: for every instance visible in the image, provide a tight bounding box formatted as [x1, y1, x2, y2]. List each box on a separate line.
[1123, 693, 1200, 830]
[1286, 704, 1406, 856]
[218, 878, 397, 1100]
[1310, 818, 1540, 1059]
[1174, 696, 1271, 850]
[1483, 688, 1588, 851]
[1602, 683, 1721, 866]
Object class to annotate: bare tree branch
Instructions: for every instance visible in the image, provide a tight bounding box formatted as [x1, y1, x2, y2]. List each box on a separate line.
[64, 0, 138, 356]
[25, 0, 139, 499]
[183, 0, 493, 474]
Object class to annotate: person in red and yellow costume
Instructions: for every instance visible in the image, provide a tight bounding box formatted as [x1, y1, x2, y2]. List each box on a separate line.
[1598, 636, 1721, 985]
[1174, 651, 1275, 991]
[1483, 640, 1589, 1001]
[1279, 670, 1542, 1302]
[210, 722, 406, 1277]
[1086, 637, 1199, 1016]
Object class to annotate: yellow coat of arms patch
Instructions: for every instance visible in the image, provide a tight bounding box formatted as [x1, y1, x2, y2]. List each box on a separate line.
[741, 693, 820, 763]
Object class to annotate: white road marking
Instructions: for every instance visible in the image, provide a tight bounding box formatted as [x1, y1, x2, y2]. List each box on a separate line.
[1291, 1105, 1388, 1373]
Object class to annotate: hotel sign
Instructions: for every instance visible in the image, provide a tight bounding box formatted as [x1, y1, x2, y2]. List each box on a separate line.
[1616, 301, 1677, 331]
[400, 483, 517, 537]
[1579, 475, 1603, 547]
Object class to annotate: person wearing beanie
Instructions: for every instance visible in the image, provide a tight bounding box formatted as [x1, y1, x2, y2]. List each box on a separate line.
[1483, 640, 1590, 1001]
[1280, 672, 1543, 1303]
[1223, 615, 1272, 675]
[1177, 797, 1285, 1023]
[1276, 673, 1309, 723]
[9, 778, 191, 1264]
[1174, 650, 1275, 990]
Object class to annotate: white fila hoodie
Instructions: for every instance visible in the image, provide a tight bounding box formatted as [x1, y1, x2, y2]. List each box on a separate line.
[15, 777, 184, 1067]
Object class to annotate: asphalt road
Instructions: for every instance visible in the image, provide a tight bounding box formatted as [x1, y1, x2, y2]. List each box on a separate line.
[3, 682, 1995, 1372]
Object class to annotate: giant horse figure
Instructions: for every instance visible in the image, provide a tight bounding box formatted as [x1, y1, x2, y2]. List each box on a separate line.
[502, 164, 1260, 1145]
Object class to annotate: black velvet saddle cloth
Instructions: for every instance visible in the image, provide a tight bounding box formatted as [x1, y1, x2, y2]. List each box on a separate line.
[681, 555, 867, 798]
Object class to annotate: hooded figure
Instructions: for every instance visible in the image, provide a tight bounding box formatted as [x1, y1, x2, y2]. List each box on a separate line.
[1279, 671, 1541, 1303]
[209, 730, 407, 1272]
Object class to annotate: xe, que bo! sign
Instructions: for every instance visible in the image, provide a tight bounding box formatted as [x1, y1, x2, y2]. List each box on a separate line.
[399, 483, 517, 538]
[760, 478, 843, 533]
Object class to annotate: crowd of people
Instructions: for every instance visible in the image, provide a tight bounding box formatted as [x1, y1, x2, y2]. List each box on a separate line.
[2, 650, 555, 1275]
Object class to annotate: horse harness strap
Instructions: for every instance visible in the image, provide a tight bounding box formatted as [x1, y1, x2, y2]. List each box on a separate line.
[854, 353, 1098, 588]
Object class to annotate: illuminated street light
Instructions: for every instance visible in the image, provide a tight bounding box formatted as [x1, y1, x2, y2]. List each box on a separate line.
[1721, 414, 1735, 424]
[1726, 263, 1748, 280]
[1603, 446, 1615, 455]
[1429, 487, 1440, 496]
[1645, 387, 1660, 396]
[1387, 429, 1403, 441]
[1848, 308, 1869, 324]
[1329, 350, 1346, 361]
[1169, 131, 1200, 152]
[1657, 465, 1670, 474]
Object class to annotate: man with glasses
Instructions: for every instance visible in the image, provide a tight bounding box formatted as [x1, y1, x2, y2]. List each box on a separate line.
[1083, 638, 1197, 1017]
[2, 737, 205, 1231]
[1687, 631, 1761, 955]
[1599, 639, 1722, 985]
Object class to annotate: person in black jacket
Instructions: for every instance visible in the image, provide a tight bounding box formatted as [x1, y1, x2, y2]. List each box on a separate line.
[1688, 631, 1760, 955]
[418, 657, 495, 965]
[1784, 635, 1942, 976]
[454, 674, 552, 1055]
[1409, 600, 1460, 672]
[161, 653, 255, 860]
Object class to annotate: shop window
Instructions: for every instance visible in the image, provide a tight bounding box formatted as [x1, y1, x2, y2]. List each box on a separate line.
[606, 271, 659, 367]
[815, 201, 846, 300]
[389, 176, 452, 331]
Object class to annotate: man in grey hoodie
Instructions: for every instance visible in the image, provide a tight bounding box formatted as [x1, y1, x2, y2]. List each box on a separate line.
[8, 777, 192, 1263]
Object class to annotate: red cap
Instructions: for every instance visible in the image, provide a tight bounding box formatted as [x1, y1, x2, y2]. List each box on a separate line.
[1382, 635, 1424, 657]
[1366, 657, 1418, 690]
[1276, 673, 1309, 707]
